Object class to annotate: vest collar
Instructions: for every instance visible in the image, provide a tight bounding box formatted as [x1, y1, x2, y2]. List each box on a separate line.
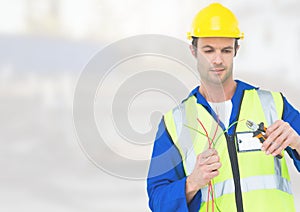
[185, 80, 258, 133]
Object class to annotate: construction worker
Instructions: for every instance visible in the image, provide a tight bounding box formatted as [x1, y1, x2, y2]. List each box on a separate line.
[147, 3, 300, 212]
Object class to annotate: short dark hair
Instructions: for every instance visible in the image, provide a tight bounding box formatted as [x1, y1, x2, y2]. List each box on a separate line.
[191, 37, 239, 56]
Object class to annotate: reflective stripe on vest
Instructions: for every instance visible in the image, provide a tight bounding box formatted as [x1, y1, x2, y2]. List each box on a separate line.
[172, 103, 196, 174]
[201, 174, 292, 202]
[164, 89, 295, 212]
[257, 90, 283, 177]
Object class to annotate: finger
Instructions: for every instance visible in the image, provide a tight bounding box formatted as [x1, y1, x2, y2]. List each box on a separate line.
[266, 121, 290, 139]
[201, 148, 218, 158]
[203, 168, 220, 180]
[261, 137, 273, 153]
[199, 155, 216, 165]
[205, 155, 220, 165]
[265, 142, 280, 155]
[206, 162, 222, 171]
[208, 170, 219, 179]
[266, 137, 284, 154]
[271, 134, 292, 157]
[271, 142, 287, 157]
[198, 152, 219, 166]
[267, 129, 290, 154]
[202, 170, 219, 182]
[265, 122, 292, 154]
[265, 126, 284, 144]
[265, 120, 283, 136]
[263, 124, 285, 151]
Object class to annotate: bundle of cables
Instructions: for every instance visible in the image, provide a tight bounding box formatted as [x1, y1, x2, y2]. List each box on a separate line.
[185, 117, 243, 212]
[197, 118, 218, 212]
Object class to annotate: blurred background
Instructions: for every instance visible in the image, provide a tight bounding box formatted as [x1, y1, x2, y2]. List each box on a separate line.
[1, 0, 300, 211]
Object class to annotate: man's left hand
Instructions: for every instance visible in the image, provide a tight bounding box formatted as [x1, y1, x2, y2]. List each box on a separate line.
[262, 120, 300, 156]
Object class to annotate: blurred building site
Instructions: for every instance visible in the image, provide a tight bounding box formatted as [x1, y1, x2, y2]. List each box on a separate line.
[1, 0, 300, 211]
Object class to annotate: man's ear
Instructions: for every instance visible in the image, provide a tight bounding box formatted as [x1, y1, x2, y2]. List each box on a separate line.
[189, 44, 197, 58]
[234, 45, 240, 57]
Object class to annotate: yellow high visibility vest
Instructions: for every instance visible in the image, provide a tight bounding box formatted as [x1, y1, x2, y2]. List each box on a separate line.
[164, 89, 295, 212]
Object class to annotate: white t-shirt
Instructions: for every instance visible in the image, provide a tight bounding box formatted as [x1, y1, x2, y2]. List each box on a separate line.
[208, 100, 232, 128]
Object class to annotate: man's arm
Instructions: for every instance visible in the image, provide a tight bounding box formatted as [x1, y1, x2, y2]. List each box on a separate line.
[147, 119, 202, 212]
[263, 120, 300, 156]
[262, 96, 300, 171]
[186, 149, 221, 203]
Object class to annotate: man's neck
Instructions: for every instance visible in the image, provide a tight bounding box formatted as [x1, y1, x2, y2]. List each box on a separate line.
[199, 80, 237, 103]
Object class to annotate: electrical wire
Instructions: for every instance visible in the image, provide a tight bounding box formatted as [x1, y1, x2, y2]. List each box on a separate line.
[197, 118, 219, 212]
[185, 117, 244, 212]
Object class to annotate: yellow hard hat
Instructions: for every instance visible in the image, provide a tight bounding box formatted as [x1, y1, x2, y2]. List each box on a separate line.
[187, 3, 244, 40]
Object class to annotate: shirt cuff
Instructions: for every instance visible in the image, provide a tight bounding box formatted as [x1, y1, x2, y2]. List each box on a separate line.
[184, 177, 202, 211]
[286, 147, 300, 172]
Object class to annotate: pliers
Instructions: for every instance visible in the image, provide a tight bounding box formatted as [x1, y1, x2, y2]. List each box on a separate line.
[246, 120, 282, 159]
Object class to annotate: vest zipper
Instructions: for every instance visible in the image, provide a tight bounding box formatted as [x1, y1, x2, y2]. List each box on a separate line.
[225, 133, 244, 212]
[226, 89, 246, 212]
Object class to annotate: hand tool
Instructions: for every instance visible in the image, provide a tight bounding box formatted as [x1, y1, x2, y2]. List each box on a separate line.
[246, 120, 282, 159]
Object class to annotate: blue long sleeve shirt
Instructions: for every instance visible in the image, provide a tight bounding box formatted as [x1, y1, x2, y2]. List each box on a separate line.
[147, 80, 300, 212]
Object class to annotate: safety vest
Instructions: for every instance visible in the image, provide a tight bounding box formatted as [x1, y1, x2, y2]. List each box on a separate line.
[164, 89, 295, 212]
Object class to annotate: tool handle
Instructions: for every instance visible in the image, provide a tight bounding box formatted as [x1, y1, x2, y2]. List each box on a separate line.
[254, 133, 283, 159]
[258, 122, 267, 132]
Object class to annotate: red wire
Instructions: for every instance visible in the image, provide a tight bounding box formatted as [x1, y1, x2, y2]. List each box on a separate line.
[197, 118, 211, 144]
[212, 117, 219, 145]
[211, 182, 215, 211]
[207, 182, 211, 212]
[197, 118, 219, 212]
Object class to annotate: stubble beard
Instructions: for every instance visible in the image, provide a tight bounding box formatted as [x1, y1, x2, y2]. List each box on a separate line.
[198, 63, 234, 87]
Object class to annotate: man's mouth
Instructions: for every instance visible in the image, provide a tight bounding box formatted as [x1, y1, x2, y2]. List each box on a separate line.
[210, 68, 225, 73]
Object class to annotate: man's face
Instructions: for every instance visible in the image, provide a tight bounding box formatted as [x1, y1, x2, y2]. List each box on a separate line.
[193, 37, 237, 86]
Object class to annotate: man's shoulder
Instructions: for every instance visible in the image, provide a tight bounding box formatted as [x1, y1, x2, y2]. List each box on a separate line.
[166, 95, 197, 113]
[236, 80, 281, 95]
[236, 80, 257, 91]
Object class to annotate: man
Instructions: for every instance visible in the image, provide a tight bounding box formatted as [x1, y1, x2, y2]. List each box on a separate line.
[147, 3, 300, 212]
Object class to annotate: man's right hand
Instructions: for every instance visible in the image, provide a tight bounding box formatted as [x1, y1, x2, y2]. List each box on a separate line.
[185, 148, 221, 203]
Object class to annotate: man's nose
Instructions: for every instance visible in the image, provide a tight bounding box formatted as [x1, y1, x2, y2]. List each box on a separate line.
[212, 53, 223, 65]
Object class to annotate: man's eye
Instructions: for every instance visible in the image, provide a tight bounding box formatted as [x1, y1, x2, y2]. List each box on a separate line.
[204, 50, 214, 53]
[223, 49, 232, 53]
